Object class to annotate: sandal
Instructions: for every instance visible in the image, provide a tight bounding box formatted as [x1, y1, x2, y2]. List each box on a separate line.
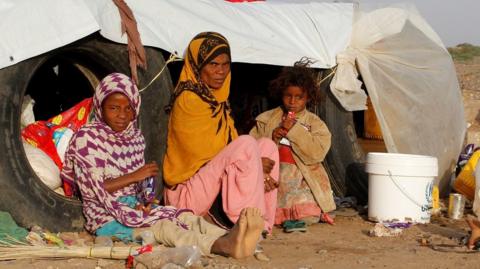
[282, 220, 307, 233]
[320, 212, 335, 225]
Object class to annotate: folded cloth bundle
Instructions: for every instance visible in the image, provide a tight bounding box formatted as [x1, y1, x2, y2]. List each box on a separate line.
[282, 220, 307, 233]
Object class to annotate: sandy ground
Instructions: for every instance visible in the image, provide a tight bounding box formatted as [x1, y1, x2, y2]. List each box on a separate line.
[1, 50, 479, 269]
[2, 209, 480, 269]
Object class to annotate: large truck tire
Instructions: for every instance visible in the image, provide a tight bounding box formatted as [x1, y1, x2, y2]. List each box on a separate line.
[317, 71, 369, 205]
[0, 34, 173, 232]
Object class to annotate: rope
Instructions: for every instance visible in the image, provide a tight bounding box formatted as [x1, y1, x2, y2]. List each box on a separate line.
[318, 65, 337, 85]
[139, 53, 183, 93]
[140, 55, 336, 93]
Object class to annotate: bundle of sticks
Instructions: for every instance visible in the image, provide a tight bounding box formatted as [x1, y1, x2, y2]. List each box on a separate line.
[0, 236, 149, 261]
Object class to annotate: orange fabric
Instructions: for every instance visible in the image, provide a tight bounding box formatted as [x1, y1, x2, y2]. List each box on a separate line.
[163, 32, 237, 186]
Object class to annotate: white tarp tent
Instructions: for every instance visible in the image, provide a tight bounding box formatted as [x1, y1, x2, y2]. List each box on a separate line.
[0, 0, 353, 69]
[0, 0, 465, 191]
[330, 3, 465, 191]
[0, 0, 99, 70]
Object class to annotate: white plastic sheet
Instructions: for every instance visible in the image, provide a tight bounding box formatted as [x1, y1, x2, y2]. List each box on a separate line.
[85, 0, 353, 68]
[0, 0, 353, 69]
[330, 50, 366, 111]
[0, 0, 99, 69]
[331, 4, 465, 191]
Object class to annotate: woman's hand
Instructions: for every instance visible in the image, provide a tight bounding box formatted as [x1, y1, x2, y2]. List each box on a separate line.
[264, 174, 279, 193]
[272, 127, 288, 144]
[261, 157, 275, 174]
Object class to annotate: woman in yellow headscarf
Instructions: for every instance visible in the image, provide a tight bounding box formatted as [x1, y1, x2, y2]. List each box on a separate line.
[163, 32, 279, 233]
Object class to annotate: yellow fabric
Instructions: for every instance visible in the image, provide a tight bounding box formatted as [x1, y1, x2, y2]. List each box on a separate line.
[164, 32, 238, 186]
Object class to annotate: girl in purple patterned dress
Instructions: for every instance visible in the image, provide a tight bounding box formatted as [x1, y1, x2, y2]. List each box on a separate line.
[60, 73, 264, 258]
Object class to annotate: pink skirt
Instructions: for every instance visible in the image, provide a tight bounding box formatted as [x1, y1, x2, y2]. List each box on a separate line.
[164, 135, 279, 232]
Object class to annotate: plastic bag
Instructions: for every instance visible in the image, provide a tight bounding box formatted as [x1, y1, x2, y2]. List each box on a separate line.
[22, 142, 61, 189]
[134, 246, 202, 269]
[21, 97, 93, 170]
[139, 230, 156, 246]
[21, 95, 35, 129]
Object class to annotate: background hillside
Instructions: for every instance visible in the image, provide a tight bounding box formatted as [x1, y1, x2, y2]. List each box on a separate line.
[451, 44, 480, 145]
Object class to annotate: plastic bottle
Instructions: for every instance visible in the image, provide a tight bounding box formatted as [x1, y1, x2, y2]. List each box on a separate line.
[134, 245, 201, 269]
[137, 176, 156, 204]
[139, 230, 156, 246]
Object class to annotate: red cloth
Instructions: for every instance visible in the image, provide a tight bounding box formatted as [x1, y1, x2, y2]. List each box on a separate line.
[225, 0, 265, 2]
[22, 98, 93, 196]
[275, 203, 321, 225]
[279, 145, 296, 164]
[47, 98, 93, 131]
[22, 122, 63, 168]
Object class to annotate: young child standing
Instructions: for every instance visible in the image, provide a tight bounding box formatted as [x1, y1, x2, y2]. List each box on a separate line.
[249, 60, 336, 230]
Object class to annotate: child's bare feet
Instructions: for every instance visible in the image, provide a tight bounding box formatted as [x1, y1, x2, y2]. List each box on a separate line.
[211, 208, 264, 258]
[466, 215, 480, 249]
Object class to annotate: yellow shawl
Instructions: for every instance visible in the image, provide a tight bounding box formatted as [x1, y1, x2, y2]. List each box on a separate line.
[163, 32, 238, 186]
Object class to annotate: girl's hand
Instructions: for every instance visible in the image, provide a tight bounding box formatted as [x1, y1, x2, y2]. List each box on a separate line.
[135, 203, 152, 214]
[131, 162, 159, 182]
[272, 127, 288, 144]
[261, 157, 275, 174]
[281, 117, 296, 130]
[264, 174, 279, 193]
[104, 162, 158, 193]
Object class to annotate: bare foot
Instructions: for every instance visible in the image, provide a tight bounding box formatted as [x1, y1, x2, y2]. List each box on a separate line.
[244, 207, 264, 253]
[466, 215, 480, 249]
[211, 208, 263, 258]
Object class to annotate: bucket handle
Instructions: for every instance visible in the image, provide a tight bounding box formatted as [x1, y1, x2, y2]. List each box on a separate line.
[387, 170, 432, 211]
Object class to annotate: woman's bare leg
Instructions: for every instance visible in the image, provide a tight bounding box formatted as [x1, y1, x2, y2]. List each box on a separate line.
[466, 215, 480, 249]
[211, 208, 264, 258]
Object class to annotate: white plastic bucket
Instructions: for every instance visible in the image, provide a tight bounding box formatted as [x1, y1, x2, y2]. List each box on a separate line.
[366, 152, 438, 223]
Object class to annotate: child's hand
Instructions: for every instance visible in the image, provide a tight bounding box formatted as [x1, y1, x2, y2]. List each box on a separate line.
[272, 127, 288, 144]
[281, 117, 296, 130]
[135, 203, 152, 214]
[132, 162, 159, 182]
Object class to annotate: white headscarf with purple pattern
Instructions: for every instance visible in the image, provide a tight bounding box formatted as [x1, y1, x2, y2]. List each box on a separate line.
[61, 73, 188, 233]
